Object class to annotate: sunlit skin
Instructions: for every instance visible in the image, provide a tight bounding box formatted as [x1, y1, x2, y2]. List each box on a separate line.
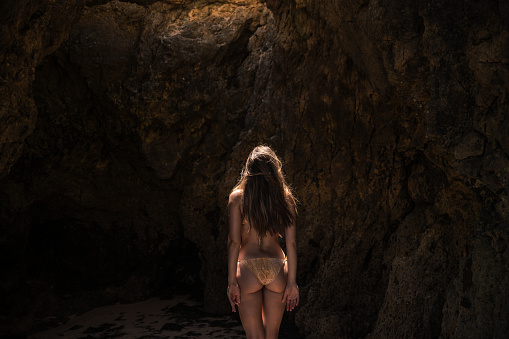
[227, 146, 299, 339]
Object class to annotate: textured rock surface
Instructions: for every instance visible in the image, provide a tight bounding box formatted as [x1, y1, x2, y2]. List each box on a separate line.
[0, 0, 85, 178]
[1, 0, 275, 334]
[1, 0, 508, 337]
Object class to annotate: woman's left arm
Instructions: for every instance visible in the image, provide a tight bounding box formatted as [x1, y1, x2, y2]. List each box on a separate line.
[227, 191, 242, 312]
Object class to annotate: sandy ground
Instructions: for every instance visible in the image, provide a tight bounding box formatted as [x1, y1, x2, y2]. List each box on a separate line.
[29, 295, 246, 338]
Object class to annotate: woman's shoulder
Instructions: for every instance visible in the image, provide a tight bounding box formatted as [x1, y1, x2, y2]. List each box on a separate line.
[229, 189, 243, 205]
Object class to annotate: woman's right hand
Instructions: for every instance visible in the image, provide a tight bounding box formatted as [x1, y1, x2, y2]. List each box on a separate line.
[282, 282, 299, 311]
[227, 281, 241, 312]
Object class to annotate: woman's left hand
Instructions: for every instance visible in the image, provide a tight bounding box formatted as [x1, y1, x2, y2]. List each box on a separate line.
[227, 281, 241, 312]
[282, 282, 299, 311]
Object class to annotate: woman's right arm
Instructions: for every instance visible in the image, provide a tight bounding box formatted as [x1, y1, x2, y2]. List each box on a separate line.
[282, 219, 299, 311]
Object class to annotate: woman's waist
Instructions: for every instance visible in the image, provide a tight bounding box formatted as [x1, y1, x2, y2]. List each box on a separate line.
[238, 245, 285, 260]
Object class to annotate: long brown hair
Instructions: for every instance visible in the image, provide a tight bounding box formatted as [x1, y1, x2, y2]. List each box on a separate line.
[232, 145, 297, 238]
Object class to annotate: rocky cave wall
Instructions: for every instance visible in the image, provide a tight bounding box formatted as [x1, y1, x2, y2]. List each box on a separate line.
[1, 0, 508, 337]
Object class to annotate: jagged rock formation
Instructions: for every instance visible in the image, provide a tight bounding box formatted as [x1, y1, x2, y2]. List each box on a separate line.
[0, 0, 85, 178]
[1, 0, 508, 337]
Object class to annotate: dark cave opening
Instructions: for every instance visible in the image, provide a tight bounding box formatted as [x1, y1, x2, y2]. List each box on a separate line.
[0, 43, 206, 335]
[23, 216, 204, 297]
[1, 211, 204, 335]
[159, 237, 203, 297]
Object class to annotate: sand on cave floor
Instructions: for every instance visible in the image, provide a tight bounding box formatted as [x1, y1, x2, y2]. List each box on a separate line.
[29, 295, 246, 338]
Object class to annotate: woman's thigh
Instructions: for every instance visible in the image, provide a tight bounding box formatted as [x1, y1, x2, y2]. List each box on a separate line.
[237, 263, 264, 337]
[261, 262, 287, 336]
[262, 288, 285, 337]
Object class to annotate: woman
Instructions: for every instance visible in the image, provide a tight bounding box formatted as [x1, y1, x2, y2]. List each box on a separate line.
[227, 145, 299, 339]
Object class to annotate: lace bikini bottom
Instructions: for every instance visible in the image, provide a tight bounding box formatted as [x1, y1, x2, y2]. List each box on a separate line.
[238, 257, 286, 285]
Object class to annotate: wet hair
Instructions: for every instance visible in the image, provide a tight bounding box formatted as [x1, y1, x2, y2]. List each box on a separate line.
[232, 145, 297, 238]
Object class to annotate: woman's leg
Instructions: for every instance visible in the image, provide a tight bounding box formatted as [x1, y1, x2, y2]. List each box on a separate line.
[237, 262, 264, 338]
[262, 265, 287, 339]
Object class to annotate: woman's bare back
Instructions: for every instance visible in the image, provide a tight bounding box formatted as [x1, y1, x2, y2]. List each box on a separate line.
[238, 219, 286, 261]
